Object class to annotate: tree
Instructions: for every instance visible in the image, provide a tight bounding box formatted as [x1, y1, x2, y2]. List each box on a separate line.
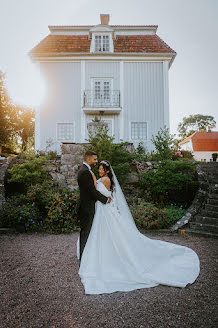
[0, 71, 13, 149]
[178, 114, 216, 139]
[151, 127, 175, 160]
[0, 71, 35, 153]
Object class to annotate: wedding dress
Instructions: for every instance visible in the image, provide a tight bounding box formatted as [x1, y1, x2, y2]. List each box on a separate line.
[77, 171, 200, 295]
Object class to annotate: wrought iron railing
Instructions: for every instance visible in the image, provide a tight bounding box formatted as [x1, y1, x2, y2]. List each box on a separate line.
[83, 90, 120, 107]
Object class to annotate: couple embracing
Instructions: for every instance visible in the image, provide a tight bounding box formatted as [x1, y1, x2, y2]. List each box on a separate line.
[76, 150, 200, 295]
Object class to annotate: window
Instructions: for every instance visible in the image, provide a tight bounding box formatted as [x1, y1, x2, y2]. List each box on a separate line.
[94, 35, 110, 52]
[93, 79, 112, 106]
[131, 122, 147, 140]
[57, 123, 74, 141]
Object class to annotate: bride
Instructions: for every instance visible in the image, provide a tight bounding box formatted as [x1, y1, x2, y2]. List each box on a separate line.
[77, 160, 200, 295]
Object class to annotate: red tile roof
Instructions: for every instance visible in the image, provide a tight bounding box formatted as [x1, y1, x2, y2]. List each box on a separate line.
[30, 35, 91, 54]
[179, 131, 218, 152]
[114, 35, 175, 53]
[30, 34, 175, 55]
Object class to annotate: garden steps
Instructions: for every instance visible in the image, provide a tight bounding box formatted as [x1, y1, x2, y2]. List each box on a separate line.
[189, 222, 218, 234]
[194, 215, 218, 225]
[186, 162, 218, 238]
[178, 228, 218, 239]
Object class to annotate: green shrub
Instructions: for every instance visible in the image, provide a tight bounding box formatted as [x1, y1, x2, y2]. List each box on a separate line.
[7, 157, 49, 193]
[151, 127, 175, 160]
[0, 182, 80, 234]
[139, 159, 199, 206]
[180, 150, 194, 159]
[130, 199, 168, 230]
[130, 199, 186, 230]
[0, 194, 43, 231]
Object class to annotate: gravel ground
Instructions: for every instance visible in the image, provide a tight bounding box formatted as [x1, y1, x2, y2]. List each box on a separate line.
[0, 231, 217, 328]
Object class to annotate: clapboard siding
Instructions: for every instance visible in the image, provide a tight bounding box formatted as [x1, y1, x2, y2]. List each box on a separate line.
[123, 62, 165, 150]
[85, 62, 120, 90]
[39, 62, 81, 152]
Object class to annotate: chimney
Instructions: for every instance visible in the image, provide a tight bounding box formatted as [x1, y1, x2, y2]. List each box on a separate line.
[208, 126, 212, 133]
[100, 14, 110, 25]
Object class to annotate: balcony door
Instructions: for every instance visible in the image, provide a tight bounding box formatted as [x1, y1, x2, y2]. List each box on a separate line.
[93, 78, 112, 107]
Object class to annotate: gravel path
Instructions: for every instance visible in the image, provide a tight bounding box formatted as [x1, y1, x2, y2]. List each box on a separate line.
[0, 231, 217, 328]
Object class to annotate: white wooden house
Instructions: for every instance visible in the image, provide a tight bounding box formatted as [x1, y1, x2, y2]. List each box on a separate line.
[29, 14, 176, 154]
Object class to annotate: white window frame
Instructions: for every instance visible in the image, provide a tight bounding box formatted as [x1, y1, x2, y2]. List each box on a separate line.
[90, 33, 114, 53]
[130, 121, 148, 141]
[94, 34, 110, 52]
[56, 122, 75, 143]
[91, 77, 113, 107]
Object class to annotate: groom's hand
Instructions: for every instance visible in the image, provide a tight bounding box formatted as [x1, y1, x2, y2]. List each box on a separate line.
[107, 197, 112, 204]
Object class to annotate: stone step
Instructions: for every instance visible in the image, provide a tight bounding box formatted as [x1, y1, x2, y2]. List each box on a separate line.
[204, 204, 218, 212]
[194, 216, 218, 225]
[201, 209, 218, 218]
[179, 228, 218, 238]
[208, 193, 218, 200]
[207, 198, 218, 206]
[189, 222, 218, 234]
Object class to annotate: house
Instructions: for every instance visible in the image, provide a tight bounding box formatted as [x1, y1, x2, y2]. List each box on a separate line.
[178, 130, 218, 162]
[29, 14, 176, 154]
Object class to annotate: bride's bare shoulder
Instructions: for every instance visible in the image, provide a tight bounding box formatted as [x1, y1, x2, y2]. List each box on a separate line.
[101, 176, 111, 190]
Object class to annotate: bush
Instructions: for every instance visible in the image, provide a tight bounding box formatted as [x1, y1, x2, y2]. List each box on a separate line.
[130, 199, 168, 230]
[151, 127, 175, 160]
[180, 150, 194, 159]
[7, 157, 49, 193]
[130, 199, 186, 230]
[0, 182, 80, 234]
[139, 159, 199, 206]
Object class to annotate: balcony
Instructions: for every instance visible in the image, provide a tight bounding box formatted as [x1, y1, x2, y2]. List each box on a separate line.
[83, 90, 121, 114]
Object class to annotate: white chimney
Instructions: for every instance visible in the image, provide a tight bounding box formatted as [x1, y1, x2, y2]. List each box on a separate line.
[100, 14, 110, 25]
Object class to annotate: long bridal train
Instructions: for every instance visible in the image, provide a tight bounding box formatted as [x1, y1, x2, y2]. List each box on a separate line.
[77, 179, 200, 295]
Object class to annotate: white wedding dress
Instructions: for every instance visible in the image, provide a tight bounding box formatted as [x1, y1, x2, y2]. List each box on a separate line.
[77, 177, 200, 295]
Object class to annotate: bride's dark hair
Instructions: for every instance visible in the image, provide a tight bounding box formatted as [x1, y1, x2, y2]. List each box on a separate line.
[99, 160, 114, 193]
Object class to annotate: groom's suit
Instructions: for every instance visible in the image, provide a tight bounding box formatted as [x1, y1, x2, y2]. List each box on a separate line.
[77, 163, 108, 260]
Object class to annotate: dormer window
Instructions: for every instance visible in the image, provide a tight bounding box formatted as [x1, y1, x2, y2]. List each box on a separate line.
[95, 35, 110, 52]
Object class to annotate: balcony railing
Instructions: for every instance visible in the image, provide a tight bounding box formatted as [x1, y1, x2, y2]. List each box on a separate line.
[83, 90, 120, 108]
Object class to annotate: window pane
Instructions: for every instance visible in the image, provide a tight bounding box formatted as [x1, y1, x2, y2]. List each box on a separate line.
[131, 122, 147, 140]
[57, 123, 74, 141]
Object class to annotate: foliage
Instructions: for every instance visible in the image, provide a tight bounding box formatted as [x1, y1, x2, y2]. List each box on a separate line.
[7, 157, 49, 192]
[85, 123, 114, 162]
[180, 150, 194, 159]
[0, 71, 35, 153]
[0, 71, 13, 146]
[178, 114, 216, 139]
[139, 159, 199, 206]
[130, 199, 186, 230]
[0, 181, 80, 234]
[151, 127, 176, 160]
[130, 199, 168, 230]
[136, 141, 146, 155]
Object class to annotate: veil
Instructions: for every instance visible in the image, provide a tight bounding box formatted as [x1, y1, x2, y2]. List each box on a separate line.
[110, 166, 139, 233]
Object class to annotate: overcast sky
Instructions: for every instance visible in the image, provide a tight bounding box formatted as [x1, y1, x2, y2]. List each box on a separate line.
[0, 0, 217, 135]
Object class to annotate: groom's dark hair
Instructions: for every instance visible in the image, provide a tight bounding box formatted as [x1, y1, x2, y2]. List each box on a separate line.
[84, 150, 97, 160]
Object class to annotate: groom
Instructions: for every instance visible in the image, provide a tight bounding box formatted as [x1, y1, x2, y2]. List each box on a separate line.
[77, 150, 111, 260]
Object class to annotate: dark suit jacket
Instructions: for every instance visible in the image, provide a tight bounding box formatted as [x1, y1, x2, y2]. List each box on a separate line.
[77, 164, 108, 226]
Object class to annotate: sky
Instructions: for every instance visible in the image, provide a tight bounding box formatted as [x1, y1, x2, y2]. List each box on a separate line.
[0, 0, 218, 135]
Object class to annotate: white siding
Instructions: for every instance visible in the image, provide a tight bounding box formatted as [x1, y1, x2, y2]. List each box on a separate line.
[39, 62, 81, 153]
[123, 62, 165, 151]
[85, 62, 120, 90]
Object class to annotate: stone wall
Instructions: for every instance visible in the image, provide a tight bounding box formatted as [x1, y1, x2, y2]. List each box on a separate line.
[43, 143, 84, 191]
